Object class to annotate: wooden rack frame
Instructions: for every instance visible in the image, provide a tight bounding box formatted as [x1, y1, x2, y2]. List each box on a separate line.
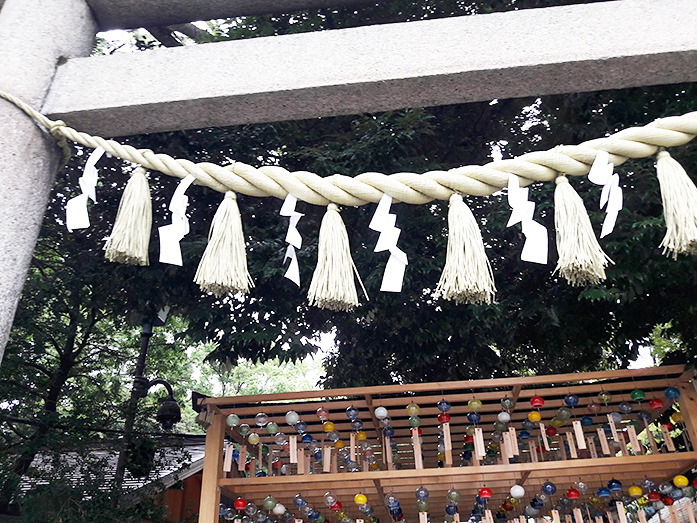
[196, 365, 697, 523]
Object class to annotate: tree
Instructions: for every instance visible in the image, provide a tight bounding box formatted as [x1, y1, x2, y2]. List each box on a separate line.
[4, 6, 697, 516]
[0, 230, 201, 513]
[39, 2, 697, 384]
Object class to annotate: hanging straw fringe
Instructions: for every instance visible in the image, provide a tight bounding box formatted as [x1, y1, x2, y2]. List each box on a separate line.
[194, 191, 254, 296]
[656, 150, 697, 259]
[437, 193, 496, 305]
[553, 176, 612, 285]
[104, 167, 152, 266]
[308, 204, 365, 311]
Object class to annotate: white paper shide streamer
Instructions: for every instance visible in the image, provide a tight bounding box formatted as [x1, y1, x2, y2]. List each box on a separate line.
[369, 194, 408, 292]
[506, 175, 548, 264]
[587, 150, 623, 238]
[66, 147, 105, 231]
[159, 174, 195, 266]
[280, 194, 303, 286]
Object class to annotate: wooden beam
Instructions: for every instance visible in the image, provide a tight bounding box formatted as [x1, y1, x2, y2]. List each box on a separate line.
[678, 380, 697, 450]
[86, 0, 383, 31]
[202, 365, 685, 407]
[219, 376, 682, 418]
[219, 452, 697, 486]
[44, 0, 697, 137]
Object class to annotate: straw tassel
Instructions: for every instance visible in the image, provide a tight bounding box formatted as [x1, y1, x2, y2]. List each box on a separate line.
[553, 175, 612, 285]
[436, 193, 496, 304]
[656, 149, 697, 259]
[308, 203, 364, 311]
[104, 167, 152, 266]
[194, 191, 254, 296]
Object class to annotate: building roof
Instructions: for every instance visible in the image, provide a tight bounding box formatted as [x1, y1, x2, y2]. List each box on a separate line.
[19, 435, 206, 496]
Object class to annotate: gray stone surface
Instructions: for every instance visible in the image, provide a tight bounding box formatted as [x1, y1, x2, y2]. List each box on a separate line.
[45, 0, 697, 138]
[0, 0, 97, 361]
[87, 0, 383, 30]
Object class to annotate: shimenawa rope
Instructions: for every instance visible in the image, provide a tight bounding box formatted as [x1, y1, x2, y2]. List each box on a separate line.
[2, 89, 697, 310]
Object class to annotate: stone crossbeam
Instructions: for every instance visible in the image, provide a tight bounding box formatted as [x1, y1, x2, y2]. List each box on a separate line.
[44, 0, 697, 137]
[86, 0, 383, 30]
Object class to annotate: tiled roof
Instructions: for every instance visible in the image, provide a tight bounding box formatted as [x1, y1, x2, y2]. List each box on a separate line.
[19, 435, 206, 495]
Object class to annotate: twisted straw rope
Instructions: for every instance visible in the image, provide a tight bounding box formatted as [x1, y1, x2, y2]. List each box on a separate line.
[2, 89, 697, 204]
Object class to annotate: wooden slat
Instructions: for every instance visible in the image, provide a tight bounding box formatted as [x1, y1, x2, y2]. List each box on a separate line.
[203, 366, 686, 407]
[205, 368, 695, 523]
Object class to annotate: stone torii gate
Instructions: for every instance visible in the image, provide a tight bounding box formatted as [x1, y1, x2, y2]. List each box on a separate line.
[0, 0, 696, 362]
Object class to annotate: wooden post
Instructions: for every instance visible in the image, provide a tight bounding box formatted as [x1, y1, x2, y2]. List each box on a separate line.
[618, 434, 629, 457]
[687, 503, 696, 523]
[385, 436, 394, 470]
[412, 427, 423, 469]
[566, 432, 578, 458]
[502, 431, 515, 458]
[474, 427, 485, 459]
[297, 448, 305, 474]
[587, 436, 598, 458]
[540, 423, 551, 451]
[289, 435, 298, 463]
[617, 502, 628, 523]
[607, 414, 620, 444]
[500, 437, 510, 465]
[223, 443, 233, 473]
[198, 410, 225, 523]
[660, 424, 676, 452]
[628, 425, 643, 454]
[323, 446, 332, 472]
[644, 419, 659, 454]
[638, 510, 647, 523]
[529, 440, 538, 463]
[573, 421, 586, 449]
[509, 427, 520, 455]
[443, 422, 453, 466]
[238, 445, 246, 472]
[559, 435, 568, 460]
[597, 427, 611, 455]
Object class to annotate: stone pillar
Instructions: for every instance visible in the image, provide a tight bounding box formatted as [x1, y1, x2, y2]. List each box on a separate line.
[0, 0, 97, 362]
